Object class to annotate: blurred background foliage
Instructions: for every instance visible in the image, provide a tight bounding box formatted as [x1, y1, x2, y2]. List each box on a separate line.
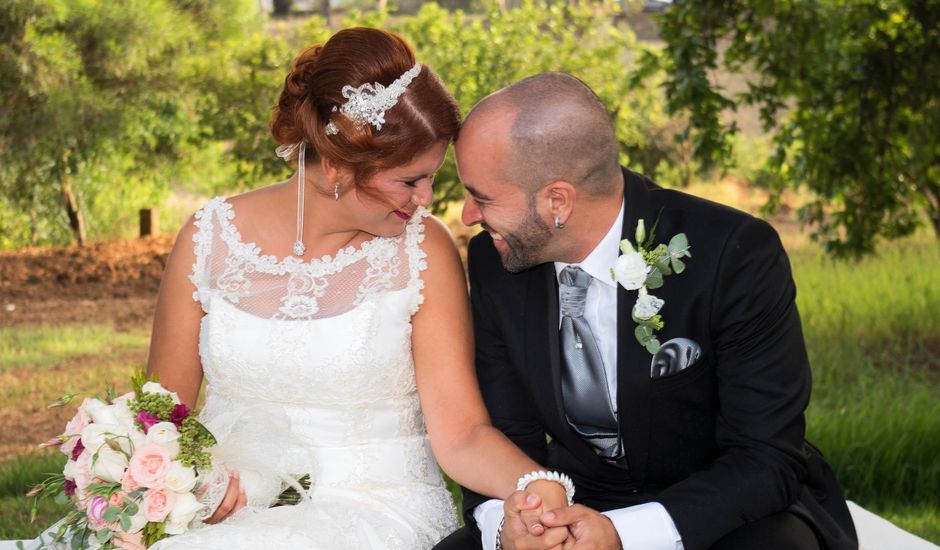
[1, 0, 937, 255]
[650, 0, 940, 257]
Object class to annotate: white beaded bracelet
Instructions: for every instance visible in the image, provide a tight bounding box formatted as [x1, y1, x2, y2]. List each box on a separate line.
[516, 470, 575, 505]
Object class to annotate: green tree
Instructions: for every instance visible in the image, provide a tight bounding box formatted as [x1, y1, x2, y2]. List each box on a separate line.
[652, 0, 940, 257]
[0, 0, 262, 246]
[379, 0, 672, 207]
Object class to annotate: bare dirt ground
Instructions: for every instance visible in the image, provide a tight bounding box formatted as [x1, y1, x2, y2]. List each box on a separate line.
[0, 237, 171, 460]
[0, 235, 174, 330]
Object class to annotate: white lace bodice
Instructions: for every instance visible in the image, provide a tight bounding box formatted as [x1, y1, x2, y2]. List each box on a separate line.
[168, 197, 457, 548]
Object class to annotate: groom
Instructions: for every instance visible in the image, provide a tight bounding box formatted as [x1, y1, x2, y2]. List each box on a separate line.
[435, 73, 858, 550]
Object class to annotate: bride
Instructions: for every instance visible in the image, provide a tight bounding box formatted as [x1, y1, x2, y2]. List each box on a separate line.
[6, 27, 569, 550]
[141, 27, 568, 549]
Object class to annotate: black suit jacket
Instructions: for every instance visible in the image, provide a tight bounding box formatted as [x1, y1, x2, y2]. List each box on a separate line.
[462, 169, 857, 550]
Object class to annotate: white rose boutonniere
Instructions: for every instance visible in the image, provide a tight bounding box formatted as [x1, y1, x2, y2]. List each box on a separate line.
[610, 217, 691, 354]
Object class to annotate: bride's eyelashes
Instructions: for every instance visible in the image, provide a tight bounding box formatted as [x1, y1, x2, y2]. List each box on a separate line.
[400, 173, 437, 188]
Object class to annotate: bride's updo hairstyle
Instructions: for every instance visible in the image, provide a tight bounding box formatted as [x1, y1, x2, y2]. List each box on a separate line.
[270, 27, 460, 189]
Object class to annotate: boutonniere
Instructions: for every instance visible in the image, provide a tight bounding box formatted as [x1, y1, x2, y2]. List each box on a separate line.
[610, 217, 691, 354]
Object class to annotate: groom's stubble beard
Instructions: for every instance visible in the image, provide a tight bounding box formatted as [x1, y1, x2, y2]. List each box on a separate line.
[496, 203, 554, 273]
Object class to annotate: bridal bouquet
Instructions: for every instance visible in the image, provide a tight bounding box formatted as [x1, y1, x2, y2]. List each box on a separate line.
[30, 372, 217, 549]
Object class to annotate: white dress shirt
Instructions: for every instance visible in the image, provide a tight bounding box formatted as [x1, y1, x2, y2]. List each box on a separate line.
[473, 201, 683, 550]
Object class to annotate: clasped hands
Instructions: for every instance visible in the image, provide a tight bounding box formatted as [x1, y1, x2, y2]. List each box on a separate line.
[501, 481, 621, 550]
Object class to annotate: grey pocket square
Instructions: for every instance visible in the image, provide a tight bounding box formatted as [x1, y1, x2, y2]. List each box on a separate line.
[650, 338, 702, 379]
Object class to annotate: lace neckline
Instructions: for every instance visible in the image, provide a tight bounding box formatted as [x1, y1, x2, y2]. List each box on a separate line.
[208, 196, 422, 275]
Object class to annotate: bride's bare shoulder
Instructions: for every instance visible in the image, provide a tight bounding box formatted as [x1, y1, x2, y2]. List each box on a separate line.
[223, 180, 291, 217]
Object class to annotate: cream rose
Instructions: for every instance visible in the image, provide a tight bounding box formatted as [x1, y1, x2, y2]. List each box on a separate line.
[612, 250, 649, 291]
[128, 442, 172, 487]
[90, 446, 129, 483]
[145, 422, 181, 457]
[164, 491, 204, 534]
[125, 502, 149, 533]
[164, 461, 198, 493]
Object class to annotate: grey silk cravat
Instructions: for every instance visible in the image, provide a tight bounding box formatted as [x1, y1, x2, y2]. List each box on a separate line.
[558, 266, 622, 459]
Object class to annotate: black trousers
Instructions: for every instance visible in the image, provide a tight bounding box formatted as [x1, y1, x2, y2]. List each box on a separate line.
[432, 511, 821, 550]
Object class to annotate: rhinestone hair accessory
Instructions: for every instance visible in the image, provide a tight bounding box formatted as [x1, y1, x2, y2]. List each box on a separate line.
[325, 62, 422, 136]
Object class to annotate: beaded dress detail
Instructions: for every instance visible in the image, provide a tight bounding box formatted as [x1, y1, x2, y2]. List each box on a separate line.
[152, 197, 457, 549]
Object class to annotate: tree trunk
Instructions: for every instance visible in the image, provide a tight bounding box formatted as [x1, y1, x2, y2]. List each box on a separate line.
[29, 207, 38, 247]
[377, 0, 386, 10]
[319, 0, 330, 25]
[272, 0, 293, 16]
[62, 176, 86, 246]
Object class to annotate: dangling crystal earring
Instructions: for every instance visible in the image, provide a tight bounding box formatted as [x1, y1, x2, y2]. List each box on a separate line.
[292, 143, 306, 257]
[554, 216, 566, 229]
[334, 181, 340, 201]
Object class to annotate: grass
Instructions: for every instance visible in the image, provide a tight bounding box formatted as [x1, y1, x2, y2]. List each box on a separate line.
[0, 325, 149, 372]
[794, 236, 940, 542]
[0, 454, 70, 539]
[0, 324, 148, 400]
[0, 235, 937, 543]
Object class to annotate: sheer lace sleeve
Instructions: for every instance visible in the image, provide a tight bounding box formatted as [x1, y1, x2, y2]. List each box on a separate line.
[189, 197, 226, 312]
[405, 209, 431, 317]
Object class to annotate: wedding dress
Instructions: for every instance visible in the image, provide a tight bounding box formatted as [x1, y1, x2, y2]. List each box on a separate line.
[4, 197, 457, 550]
[153, 197, 459, 549]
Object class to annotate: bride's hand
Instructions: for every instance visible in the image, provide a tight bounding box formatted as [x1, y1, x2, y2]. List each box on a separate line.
[519, 479, 570, 548]
[204, 470, 247, 524]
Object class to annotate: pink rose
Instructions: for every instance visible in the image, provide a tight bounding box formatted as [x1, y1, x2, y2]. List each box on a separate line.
[121, 469, 140, 493]
[142, 487, 176, 522]
[70, 451, 93, 507]
[113, 530, 145, 550]
[128, 443, 171, 487]
[86, 495, 110, 529]
[109, 491, 125, 507]
[61, 401, 92, 457]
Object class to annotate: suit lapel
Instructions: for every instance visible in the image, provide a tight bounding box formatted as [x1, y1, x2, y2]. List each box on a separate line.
[524, 264, 566, 422]
[617, 168, 654, 482]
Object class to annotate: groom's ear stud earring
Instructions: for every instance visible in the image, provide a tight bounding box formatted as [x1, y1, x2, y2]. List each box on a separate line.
[555, 216, 566, 229]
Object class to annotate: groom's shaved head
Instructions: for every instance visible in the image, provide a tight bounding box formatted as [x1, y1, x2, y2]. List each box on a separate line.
[462, 72, 621, 196]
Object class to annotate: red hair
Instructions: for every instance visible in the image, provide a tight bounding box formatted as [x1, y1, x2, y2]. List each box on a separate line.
[270, 28, 460, 187]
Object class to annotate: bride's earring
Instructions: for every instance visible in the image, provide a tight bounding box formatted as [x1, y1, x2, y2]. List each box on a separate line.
[293, 143, 307, 257]
[334, 181, 341, 201]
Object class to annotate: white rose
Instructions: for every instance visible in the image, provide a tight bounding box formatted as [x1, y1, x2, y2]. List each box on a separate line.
[80, 423, 116, 451]
[164, 491, 204, 534]
[110, 400, 137, 432]
[83, 399, 117, 425]
[63, 457, 79, 480]
[146, 422, 181, 457]
[127, 504, 148, 533]
[142, 382, 181, 404]
[90, 446, 129, 483]
[612, 251, 649, 290]
[81, 423, 139, 456]
[633, 290, 665, 320]
[164, 461, 198, 493]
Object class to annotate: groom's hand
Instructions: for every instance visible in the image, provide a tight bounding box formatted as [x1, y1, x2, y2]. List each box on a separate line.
[539, 505, 622, 549]
[502, 491, 569, 550]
